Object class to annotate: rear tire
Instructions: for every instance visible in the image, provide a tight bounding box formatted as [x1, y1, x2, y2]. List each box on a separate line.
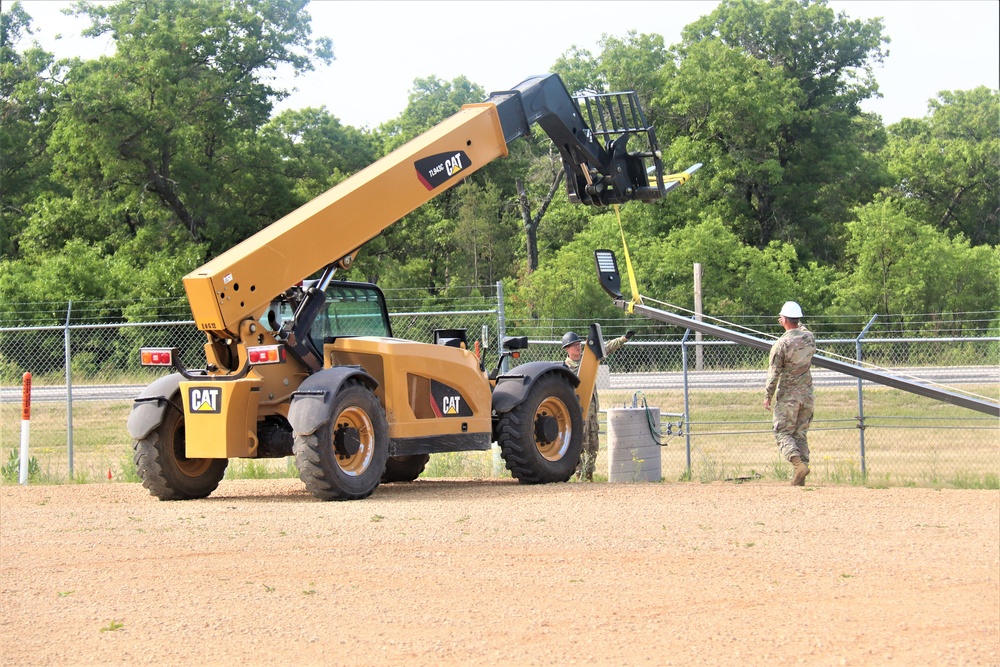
[381, 455, 430, 483]
[294, 380, 389, 500]
[497, 374, 583, 484]
[133, 397, 227, 500]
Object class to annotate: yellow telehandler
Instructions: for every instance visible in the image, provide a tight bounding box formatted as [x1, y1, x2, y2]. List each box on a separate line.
[128, 74, 681, 500]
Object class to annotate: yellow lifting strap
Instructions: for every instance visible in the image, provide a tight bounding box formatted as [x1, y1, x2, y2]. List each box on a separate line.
[662, 170, 693, 185]
[613, 204, 642, 313]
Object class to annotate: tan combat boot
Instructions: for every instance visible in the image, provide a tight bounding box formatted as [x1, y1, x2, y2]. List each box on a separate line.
[790, 456, 810, 486]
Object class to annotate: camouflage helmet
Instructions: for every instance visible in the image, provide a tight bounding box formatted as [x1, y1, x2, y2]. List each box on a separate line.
[561, 331, 582, 348]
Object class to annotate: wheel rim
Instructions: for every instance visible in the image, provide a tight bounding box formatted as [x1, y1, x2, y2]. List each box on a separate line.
[534, 396, 572, 461]
[332, 406, 376, 476]
[171, 422, 213, 478]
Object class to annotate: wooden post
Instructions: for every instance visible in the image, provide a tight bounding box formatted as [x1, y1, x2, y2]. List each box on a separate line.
[694, 263, 704, 371]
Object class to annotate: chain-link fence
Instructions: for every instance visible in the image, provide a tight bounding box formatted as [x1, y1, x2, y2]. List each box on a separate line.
[2, 294, 997, 488]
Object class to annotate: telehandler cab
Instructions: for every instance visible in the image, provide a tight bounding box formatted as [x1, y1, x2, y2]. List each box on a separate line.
[128, 74, 682, 501]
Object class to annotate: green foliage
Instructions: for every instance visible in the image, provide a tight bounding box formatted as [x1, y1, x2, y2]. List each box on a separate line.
[833, 197, 1000, 322]
[883, 87, 1000, 246]
[0, 0, 994, 329]
[117, 456, 141, 484]
[0, 3, 63, 259]
[41, 0, 334, 256]
[634, 215, 809, 317]
[262, 106, 378, 200]
[682, 0, 887, 106]
[225, 458, 298, 480]
[2, 449, 40, 483]
[513, 212, 628, 322]
[423, 450, 498, 479]
[0, 240, 115, 322]
[452, 179, 520, 286]
[377, 75, 485, 152]
[658, 0, 891, 261]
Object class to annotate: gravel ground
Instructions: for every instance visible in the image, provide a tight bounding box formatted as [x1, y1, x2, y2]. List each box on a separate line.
[1, 478, 998, 666]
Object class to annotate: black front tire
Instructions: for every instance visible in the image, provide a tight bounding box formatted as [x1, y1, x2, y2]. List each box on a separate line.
[497, 373, 583, 484]
[381, 454, 430, 483]
[294, 380, 389, 501]
[133, 397, 228, 500]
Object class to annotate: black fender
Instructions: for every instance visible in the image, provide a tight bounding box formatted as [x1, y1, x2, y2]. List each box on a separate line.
[287, 366, 379, 437]
[127, 373, 185, 441]
[491, 361, 580, 415]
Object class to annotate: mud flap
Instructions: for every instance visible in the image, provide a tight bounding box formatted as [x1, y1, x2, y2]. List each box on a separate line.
[287, 367, 379, 437]
[492, 362, 579, 415]
[127, 373, 185, 441]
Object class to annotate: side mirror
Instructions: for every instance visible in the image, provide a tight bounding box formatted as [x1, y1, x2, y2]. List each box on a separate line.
[502, 336, 528, 351]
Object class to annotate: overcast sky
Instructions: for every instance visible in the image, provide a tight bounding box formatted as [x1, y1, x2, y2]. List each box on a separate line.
[10, 0, 1000, 129]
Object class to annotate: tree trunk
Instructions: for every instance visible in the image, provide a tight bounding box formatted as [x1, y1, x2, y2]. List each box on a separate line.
[517, 167, 565, 273]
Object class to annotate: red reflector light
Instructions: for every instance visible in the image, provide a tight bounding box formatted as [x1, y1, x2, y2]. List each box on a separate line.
[247, 345, 285, 365]
[140, 349, 173, 366]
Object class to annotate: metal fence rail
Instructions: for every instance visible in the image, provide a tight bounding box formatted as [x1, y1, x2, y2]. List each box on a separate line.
[1, 295, 997, 487]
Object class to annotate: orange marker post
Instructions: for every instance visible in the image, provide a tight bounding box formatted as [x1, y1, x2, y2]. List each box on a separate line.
[20, 373, 31, 485]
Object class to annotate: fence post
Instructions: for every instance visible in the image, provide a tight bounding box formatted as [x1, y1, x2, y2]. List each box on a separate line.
[855, 314, 878, 479]
[496, 281, 508, 374]
[681, 329, 692, 478]
[65, 301, 74, 476]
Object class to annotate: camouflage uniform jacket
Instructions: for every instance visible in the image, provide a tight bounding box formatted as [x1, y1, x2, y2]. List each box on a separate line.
[564, 335, 628, 411]
[765, 325, 816, 402]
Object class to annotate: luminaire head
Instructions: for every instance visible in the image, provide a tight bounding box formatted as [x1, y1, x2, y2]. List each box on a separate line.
[594, 249, 622, 299]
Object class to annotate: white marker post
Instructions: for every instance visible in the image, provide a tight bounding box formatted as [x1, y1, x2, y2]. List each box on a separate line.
[20, 372, 31, 485]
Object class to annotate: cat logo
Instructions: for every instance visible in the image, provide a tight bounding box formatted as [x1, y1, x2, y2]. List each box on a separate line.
[414, 151, 472, 191]
[442, 395, 462, 415]
[189, 387, 222, 414]
[430, 380, 473, 418]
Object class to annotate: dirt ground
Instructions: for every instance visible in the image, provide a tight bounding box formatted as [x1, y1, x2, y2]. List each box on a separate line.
[1, 478, 998, 666]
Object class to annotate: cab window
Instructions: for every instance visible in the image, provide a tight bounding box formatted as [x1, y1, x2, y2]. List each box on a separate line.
[310, 284, 392, 350]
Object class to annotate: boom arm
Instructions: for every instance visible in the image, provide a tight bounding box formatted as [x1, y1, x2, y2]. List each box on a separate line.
[183, 74, 667, 343]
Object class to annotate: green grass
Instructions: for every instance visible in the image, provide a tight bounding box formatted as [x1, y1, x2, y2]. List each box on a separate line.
[224, 458, 298, 480]
[1, 384, 996, 489]
[423, 449, 505, 479]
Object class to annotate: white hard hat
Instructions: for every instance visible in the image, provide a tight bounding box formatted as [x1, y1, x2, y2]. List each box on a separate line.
[779, 301, 803, 318]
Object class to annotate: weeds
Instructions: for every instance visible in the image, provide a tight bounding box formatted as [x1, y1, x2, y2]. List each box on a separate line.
[631, 455, 646, 482]
[224, 458, 298, 480]
[99, 620, 124, 633]
[947, 471, 1000, 490]
[70, 468, 94, 484]
[423, 450, 499, 479]
[1, 449, 39, 483]
[117, 456, 141, 483]
[822, 457, 866, 485]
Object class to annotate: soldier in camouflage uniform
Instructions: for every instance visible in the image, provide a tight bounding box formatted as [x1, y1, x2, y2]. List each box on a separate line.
[763, 301, 816, 486]
[562, 329, 633, 481]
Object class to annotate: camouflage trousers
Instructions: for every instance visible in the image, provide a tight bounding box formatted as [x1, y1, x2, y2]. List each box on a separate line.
[576, 401, 600, 481]
[772, 391, 814, 464]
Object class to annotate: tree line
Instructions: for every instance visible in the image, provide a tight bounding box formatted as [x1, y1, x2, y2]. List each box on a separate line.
[1, 0, 997, 336]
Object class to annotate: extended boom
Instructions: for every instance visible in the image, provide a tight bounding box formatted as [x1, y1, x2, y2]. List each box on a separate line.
[130, 74, 678, 502]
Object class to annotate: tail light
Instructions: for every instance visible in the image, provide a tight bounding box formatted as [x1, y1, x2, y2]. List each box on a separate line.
[247, 345, 286, 365]
[140, 348, 175, 367]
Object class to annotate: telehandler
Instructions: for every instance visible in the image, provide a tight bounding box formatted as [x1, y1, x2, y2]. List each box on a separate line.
[128, 74, 683, 501]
